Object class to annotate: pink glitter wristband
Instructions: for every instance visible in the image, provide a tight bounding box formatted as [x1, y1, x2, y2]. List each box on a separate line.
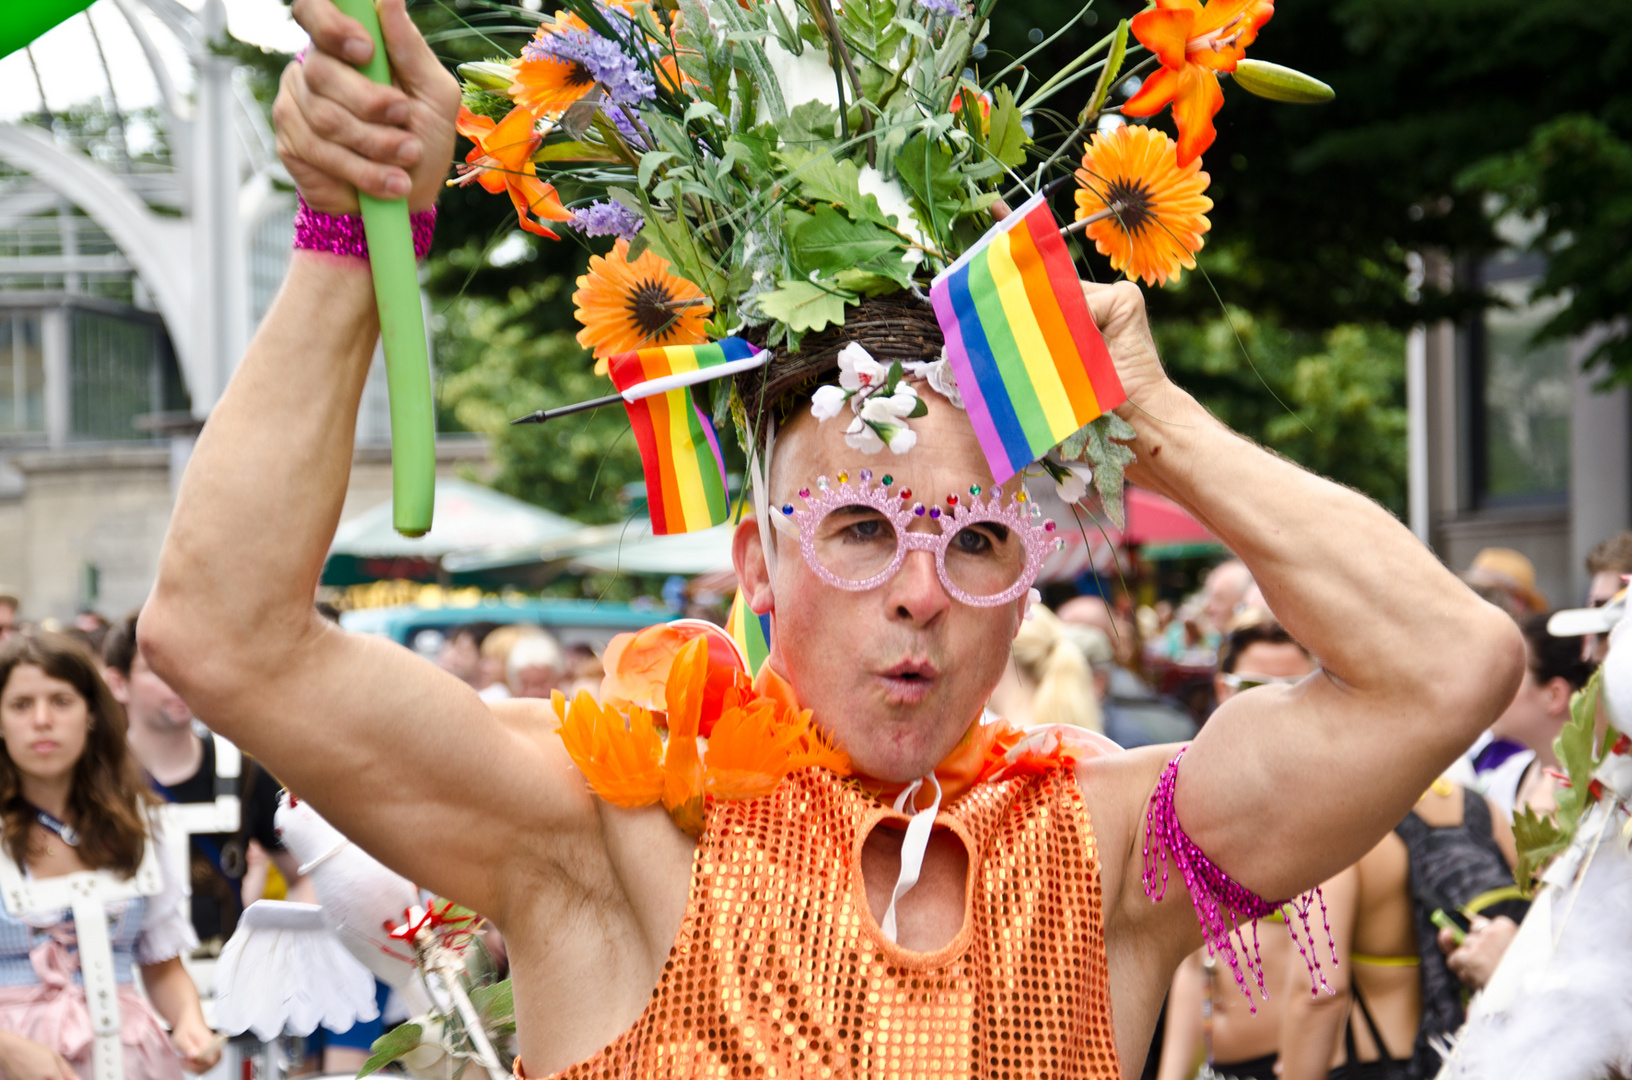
[1142, 746, 1337, 1011]
[293, 195, 437, 261]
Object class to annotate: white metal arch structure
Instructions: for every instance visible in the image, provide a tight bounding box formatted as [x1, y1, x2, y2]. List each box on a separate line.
[0, 0, 287, 415]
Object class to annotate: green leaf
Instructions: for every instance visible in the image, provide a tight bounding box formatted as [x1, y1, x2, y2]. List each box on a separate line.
[755, 279, 856, 333]
[624, 232, 651, 262]
[1081, 413, 1138, 528]
[1512, 804, 1568, 897]
[638, 150, 678, 188]
[1085, 19, 1129, 120]
[359, 1023, 422, 1078]
[777, 102, 841, 154]
[832, 267, 911, 295]
[896, 132, 962, 238]
[640, 210, 726, 298]
[684, 100, 724, 123]
[787, 205, 903, 275]
[472, 979, 515, 1024]
[985, 84, 1030, 169]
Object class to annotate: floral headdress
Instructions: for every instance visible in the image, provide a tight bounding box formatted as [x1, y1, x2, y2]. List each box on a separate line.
[458, 0, 1333, 519]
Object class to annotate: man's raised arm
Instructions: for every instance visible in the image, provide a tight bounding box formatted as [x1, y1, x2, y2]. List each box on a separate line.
[138, 0, 593, 918]
[1086, 283, 1524, 903]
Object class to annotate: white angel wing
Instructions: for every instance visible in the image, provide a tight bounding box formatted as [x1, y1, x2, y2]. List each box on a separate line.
[214, 901, 381, 1041]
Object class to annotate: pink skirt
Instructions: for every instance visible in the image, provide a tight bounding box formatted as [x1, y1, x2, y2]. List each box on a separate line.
[0, 982, 184, 1080]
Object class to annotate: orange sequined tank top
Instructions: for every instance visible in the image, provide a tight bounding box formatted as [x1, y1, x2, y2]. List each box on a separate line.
[543, 765, 1121, 1078]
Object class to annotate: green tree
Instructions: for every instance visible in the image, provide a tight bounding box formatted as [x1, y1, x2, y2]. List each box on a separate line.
[1155, 314, 1408, 514]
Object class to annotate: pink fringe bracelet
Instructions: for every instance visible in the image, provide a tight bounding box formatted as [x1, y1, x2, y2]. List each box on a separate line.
[1142, 746, 1337, 1010]
[293, 195, 438, 261]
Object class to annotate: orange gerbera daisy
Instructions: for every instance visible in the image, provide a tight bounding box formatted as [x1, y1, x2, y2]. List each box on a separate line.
[574, 238, 713, 372]
[1123, 0, 1275, 166]
[509, 54, 599, 116]
[1073, 124, 1213, 287]
[452, 104, 573, 237]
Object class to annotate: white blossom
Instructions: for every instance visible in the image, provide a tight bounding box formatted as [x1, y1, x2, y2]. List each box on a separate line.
[838, 342, 890, 392]
[844, 415, 886, 454]
[810, 383, 849, 421]
[886, 424, 918, 455]
[1054, 461, 1094, 504]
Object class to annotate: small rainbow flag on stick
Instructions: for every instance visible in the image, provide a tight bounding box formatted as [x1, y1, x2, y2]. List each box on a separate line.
[607, 339, 760, 535]
[726, 587, 771, 676]
[929, 191, 1126, 485]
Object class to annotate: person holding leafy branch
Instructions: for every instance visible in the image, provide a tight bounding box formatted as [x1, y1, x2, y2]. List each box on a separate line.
[141, 0, 1522, 1075]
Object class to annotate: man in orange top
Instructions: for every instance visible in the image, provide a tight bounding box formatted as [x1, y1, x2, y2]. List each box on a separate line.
[139, 2, 1524, 1075]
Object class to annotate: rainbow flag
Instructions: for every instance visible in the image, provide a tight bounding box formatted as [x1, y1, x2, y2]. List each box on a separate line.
[929, 191, 1126, 485]
[607, 340, 754, 535]
[726, 587, 770, 676]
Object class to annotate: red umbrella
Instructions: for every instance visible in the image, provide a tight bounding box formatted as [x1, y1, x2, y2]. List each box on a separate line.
[1037, 487, 1219, 583]
[1119, 488, 1216, 549]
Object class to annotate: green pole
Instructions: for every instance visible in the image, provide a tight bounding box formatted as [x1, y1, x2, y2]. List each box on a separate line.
[332, 0, 436, 537]
[0, 0, 96, 62]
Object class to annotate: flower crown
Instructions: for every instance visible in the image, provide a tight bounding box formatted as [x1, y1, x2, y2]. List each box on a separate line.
[466, 0, 1332, 520]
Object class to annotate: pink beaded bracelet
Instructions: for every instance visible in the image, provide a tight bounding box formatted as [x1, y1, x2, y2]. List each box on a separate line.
[293, 195, 438, 261]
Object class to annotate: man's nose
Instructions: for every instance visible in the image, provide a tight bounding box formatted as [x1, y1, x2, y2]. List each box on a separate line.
[887, 548, 951, 625]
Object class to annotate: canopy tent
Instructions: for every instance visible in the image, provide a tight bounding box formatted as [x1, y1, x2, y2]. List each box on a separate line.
[443, 519, 737, 580]
[322, 479, 582, 587]
[1035, 487, 1222, 584]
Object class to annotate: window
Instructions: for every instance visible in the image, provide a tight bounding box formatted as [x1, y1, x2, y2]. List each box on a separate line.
[1473, 277, 1572, 506]
[69, 308, 188, 441]
[0, 311, 46, 435]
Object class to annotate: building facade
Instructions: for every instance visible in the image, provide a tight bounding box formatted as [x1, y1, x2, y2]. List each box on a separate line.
[1412, 250, 1631, 610]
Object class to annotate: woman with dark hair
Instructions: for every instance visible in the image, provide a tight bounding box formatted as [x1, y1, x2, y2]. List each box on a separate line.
[0, 631, 219, 1080]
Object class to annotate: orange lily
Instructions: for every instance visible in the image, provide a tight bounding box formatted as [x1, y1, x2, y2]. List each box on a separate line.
[1122, 0, 1275, 167]
[451, 104, 572, 237]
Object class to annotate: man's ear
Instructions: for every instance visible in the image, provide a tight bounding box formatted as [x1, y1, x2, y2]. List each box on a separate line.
[104, 667, 129, 705]
[733, 517, 774, 616]
[1545, 675, 1574, 718]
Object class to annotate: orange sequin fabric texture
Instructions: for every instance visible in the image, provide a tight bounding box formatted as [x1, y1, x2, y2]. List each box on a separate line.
[540, 766, 1120, 1078]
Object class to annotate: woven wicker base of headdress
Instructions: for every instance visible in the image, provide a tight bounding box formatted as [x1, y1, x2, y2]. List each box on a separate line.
[736, 293, 944, 446]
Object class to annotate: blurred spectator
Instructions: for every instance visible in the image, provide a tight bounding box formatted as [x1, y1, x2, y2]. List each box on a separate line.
[1583, 531, 1632, 661]
[1204, 560, 1255, 639]
[1501, 614, 1596, 817]
[1057, 593, 1142, 671]
[0, 630, 221, 1077]
[561, 642, 605, 699]
[990, 607, 1102, 733]
[103, 611, 283, 949]
[1278, 775, 1524, 1080]
[1464, 547, 1548, 617]
[1214, 615, 1315, 705]
[478, 624, 545, 703]
[0, 588, 17, 645]
[507, 633, 567, 699]
[437, 623, 495, 687]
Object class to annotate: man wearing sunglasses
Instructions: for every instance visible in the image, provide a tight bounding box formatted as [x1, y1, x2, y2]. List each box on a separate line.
[1214, 617, 1318, 703]
[139, 3, 1526, 1076]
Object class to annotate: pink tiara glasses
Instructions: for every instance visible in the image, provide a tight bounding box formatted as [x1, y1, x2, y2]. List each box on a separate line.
[769, 468, 1066, 607]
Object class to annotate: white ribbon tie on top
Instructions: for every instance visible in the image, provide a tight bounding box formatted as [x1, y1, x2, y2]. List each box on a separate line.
[879, 772, 944, 944]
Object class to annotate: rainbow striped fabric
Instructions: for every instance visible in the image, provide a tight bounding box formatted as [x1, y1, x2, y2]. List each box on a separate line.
[929, 191, 1126, 485]
[726, 587, 770, 676]
[606, 340, 750, 535]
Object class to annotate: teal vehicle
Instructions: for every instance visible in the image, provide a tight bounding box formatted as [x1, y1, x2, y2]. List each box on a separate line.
[340, 598, 674, 655]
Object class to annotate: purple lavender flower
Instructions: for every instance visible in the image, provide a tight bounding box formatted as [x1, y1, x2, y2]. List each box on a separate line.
[916, 0, 966, 14]
[571, 200, 645, 241]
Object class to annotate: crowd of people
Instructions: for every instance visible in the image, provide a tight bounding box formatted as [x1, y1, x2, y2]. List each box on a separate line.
[0, 520, 1622, 1080]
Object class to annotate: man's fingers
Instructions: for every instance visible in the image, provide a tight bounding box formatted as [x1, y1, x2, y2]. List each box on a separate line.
[276, 85, 410, 201]
[378, 0, 456, 102]
[991, 198, 1012, 222]
[303, 49, 412, 126]
[298, 72, 421, 167]
[291, 0, 375, 65]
